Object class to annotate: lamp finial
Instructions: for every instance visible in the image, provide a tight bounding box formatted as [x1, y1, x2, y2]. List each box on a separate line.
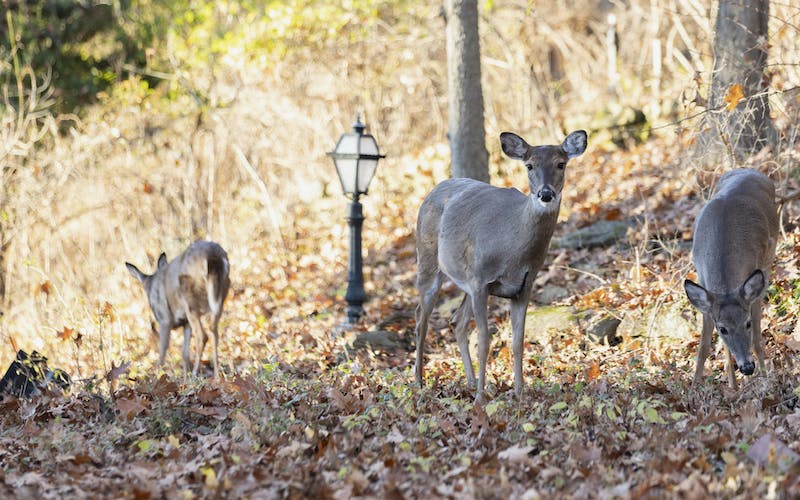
[353, 114, 365, 135]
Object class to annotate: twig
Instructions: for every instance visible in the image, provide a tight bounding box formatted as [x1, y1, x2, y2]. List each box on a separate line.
[232, 145, 287, 252]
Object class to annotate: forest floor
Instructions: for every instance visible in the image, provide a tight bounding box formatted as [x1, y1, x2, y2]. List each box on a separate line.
[3, 132, 800, 498]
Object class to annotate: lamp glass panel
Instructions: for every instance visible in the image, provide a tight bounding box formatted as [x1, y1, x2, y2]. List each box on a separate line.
[357, 159, 378, 194]
[336, 133, 359, 154]
[335, 158, 357, 194]
[359, 135, 379, 155]
[356, 135, 380, 193]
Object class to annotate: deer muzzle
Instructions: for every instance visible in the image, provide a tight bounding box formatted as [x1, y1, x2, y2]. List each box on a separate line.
[537, 187, 555, 203]
[739, 360, 755, 376]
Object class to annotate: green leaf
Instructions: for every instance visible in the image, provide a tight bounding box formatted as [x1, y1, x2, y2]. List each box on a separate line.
[549, 401, 568, 412]
[522, 422, 536, 433]
[644, 406, 665, 424]
[137, 439, 153, 453]
[486, 401, 501, 417]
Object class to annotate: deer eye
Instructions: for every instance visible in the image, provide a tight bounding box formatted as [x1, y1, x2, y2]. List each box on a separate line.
[557, 162, 566, 170]
[746, 320, 752, 330]
[526, 164, 533, 171]
[719, 326, 729, 336]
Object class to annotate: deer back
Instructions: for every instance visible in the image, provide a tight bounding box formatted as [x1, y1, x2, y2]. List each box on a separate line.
[127, 241, 230, 328]
[692, 169, 778, 291]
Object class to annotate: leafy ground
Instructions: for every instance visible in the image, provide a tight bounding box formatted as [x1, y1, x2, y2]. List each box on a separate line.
[3, 132, 800, 498]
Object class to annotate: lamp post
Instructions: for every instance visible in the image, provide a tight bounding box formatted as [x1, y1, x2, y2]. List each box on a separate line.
[327, 115, 385, 323]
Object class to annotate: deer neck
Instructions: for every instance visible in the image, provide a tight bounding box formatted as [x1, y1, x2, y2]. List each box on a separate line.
[526, 192, 561, 223]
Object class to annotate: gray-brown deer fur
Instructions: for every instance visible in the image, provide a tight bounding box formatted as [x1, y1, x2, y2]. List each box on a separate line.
[414, 130, 587, 401]
[126, 240, 231, 377]
[684, 169, 778, 389]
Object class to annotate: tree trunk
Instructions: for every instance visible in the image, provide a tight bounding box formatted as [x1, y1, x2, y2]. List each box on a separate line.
[445, 0, 489, 182]
[701, 0, 774, 160]
[0, 240, 5, 303]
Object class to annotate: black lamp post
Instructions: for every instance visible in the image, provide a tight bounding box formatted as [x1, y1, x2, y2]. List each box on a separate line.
[327, 115, 385, 323]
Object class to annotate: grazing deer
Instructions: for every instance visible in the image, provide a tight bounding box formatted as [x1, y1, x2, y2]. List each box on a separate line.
[414, 130, 588, 401]
[126, 240, 231, 377]
[684, 169, 778, 389]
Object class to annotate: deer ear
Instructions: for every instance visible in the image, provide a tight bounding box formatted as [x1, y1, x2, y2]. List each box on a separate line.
[157, 253, 168, 270]
[126, 262, 146, 282]
[740, 269, 765, 302]
[500, 132, 529, 160]
[684, 279, 712, 315]
[562, 130, 588, 158]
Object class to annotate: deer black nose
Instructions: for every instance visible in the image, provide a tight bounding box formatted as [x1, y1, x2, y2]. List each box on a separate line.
[739, 361, 755, 376]
[538, 188, 555, 203]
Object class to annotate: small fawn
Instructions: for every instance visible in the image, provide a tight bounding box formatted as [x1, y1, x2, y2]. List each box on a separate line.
[126, 240, 231, 377]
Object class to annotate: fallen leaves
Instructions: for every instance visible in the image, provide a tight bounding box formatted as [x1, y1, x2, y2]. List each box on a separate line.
[116, 397, 149, 420]
[187, 406, 228, 420]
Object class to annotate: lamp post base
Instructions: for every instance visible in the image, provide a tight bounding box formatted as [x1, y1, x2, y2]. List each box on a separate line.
[344, 196, 367, 324]
[345, 304, 365, 325]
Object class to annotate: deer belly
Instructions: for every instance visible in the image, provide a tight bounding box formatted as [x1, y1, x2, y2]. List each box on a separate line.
[488, 271, 529, 298]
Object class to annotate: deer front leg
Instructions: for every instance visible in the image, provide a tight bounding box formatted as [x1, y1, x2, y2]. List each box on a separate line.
[751, 302, 766, 374]
[693, 313, 713, 386]
[182, 324, 192, 372]
[157, 323, 172, 368]
[510, 291, 530, 400]
[725, 348, 738, 390]
[471, 288, 490, 403]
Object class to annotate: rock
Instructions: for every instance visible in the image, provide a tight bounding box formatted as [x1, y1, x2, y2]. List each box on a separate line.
[555, 219, 635, 249]
[436, 294, 465, 319]
[525, 306, 576, 338]
[588, 315, 622, 345]
[351, 330, 408, 353]
[533, 284, 569, 304]
[0, 350, 70, 400]
[618, 303, 695, 340]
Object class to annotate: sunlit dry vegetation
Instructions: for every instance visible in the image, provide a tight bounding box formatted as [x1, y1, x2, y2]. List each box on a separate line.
[2, 0, 800, 496]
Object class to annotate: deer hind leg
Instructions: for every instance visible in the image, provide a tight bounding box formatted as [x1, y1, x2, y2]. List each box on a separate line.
[471, 288, 490, 403]
[451, 294, 475, 386]
[414, 270, 444, 386]
[751, 302, 766, 374]
[179, 276, 209, 375]
[210, 312, 221, 378]
[185, 312, 208, 375]
[693, 313, 714, 387]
